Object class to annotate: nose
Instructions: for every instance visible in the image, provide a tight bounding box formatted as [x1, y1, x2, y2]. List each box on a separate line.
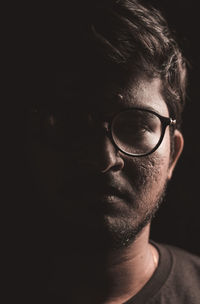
[78, 130, 124, 173]
[97, 135, 124, 173]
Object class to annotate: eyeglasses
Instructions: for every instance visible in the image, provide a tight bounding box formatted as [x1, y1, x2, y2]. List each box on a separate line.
[29, 106, 176, 157]
[109, 108, 176, 157]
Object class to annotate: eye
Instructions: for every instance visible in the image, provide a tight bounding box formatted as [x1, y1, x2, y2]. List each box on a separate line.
[111, 109, 163, 156]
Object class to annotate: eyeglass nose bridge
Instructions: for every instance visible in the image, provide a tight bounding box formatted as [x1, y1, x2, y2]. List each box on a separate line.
[102, 121, 110, 133]
[100, 121, 122, 154]
[88, 113, 113, 141]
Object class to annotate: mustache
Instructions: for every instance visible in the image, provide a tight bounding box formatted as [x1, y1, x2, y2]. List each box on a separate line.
[59, 171, 133, 203]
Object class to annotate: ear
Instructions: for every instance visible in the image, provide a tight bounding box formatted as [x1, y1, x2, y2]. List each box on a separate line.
[168, 129, 184, 180]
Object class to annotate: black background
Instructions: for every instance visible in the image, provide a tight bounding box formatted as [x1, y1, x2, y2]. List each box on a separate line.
[144, 0, 200, 255]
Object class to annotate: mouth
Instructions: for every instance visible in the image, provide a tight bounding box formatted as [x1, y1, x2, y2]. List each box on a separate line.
[96, 194, 123, 207]
[87, 186, 131, 214]
[56, 181, 133, 223]
[95, 186, 125, 201]
[59, 176, 131, 209]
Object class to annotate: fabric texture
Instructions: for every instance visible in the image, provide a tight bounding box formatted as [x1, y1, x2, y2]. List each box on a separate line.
[125, 241, 200, 304]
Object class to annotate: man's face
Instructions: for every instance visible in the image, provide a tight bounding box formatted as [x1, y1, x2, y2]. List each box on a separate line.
[27, 75, 174, 249]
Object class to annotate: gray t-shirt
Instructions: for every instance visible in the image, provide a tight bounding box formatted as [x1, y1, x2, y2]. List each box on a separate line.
[125, 241, 200, 304]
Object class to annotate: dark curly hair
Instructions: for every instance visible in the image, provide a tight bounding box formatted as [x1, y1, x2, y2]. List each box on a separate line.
[57, 0, 187, 132]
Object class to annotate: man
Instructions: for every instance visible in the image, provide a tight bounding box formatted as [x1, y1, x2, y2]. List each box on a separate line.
[27, 0, 200, 302]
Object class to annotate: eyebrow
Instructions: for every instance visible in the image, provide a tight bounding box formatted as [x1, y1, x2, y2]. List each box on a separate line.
[130, 105, 162, 115]
[113, 95, 163, 115]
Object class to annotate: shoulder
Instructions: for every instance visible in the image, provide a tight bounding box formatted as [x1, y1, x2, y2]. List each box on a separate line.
[164, 243, 200, 274]
[154, 242, 200, 303]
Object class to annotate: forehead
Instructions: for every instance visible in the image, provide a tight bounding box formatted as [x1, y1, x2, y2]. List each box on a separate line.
[123, 77, 169, 116]
[56, 73, 169, 117]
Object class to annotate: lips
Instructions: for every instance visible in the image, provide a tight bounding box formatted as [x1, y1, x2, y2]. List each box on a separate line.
[59, 172, 132, 207]
[94, 185, 124, 200]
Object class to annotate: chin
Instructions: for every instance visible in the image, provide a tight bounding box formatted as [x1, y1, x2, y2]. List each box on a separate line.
[97, 212, 147, 250]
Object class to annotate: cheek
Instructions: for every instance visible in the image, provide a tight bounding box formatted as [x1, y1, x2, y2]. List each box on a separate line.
[126, 156, 167, 187]
[124, 134, 171, 196]
[141, 129, 171, 187]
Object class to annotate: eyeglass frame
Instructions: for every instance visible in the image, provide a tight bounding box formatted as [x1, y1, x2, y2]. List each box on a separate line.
[103, 107, 176, 157]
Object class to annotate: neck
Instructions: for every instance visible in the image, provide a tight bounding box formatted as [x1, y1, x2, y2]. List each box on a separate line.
[49, 224, 159, 303]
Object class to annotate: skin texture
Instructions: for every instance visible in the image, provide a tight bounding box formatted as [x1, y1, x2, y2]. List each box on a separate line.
[27, 75, 183, 302]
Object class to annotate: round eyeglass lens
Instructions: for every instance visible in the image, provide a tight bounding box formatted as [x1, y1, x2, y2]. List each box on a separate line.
[111, 109, 162, 155]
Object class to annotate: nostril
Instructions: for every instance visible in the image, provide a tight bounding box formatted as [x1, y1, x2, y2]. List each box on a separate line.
[113, 164, 123, 172]
[100, 163, 122, 173]
[100, 161, 124, 173]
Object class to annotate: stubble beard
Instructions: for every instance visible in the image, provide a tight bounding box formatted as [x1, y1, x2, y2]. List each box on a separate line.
[101, 181, 168, 250]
